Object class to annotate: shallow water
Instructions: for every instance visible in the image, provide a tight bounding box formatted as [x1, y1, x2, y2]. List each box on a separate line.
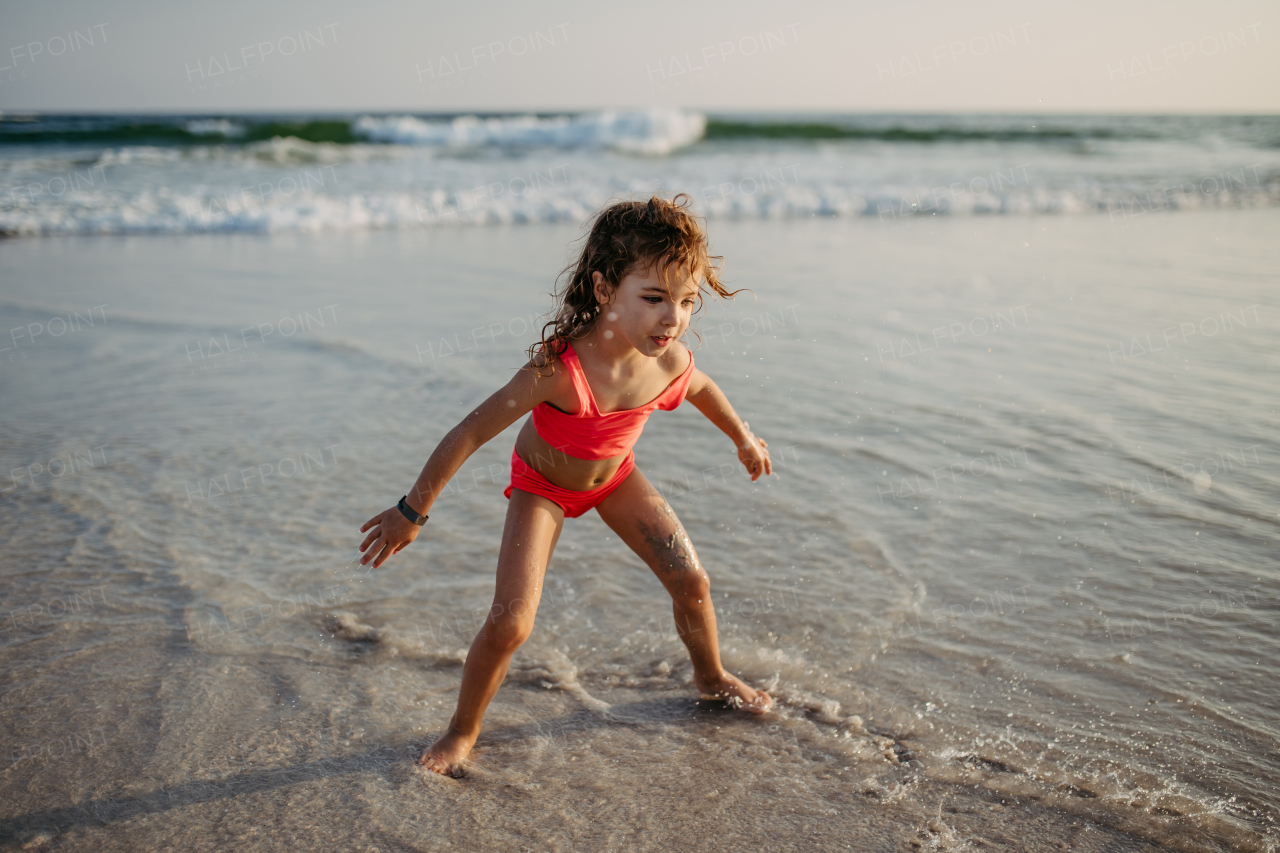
[0, 209, 1276, 851]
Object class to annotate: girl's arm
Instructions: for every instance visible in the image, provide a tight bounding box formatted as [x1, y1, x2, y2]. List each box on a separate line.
[358, 355, 562, 568]
[684, 367, 772, 481]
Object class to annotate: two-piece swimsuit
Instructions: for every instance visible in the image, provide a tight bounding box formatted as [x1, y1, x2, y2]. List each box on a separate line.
[503, 338, 696, 518]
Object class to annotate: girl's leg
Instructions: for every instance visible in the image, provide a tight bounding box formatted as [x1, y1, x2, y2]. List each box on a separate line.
[594, 467, 772, 712]
[419, 487, 566, 775]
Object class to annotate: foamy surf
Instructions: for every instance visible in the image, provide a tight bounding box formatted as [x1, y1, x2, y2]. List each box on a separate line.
[353, 108, 707, 155]
[3, 111, 1277, 237]
[2, 179, 1276, 236]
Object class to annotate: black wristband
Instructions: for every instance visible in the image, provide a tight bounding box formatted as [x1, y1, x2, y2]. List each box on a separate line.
[397, 495, 429, 525]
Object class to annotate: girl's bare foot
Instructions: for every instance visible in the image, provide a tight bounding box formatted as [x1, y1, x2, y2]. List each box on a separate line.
[694, 671, 774, 714]
[417, 726, 476, 777]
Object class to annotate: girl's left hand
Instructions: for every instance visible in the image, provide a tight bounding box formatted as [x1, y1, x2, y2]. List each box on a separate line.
[737, 422, 772, 481]
[358, 506, 421, 568]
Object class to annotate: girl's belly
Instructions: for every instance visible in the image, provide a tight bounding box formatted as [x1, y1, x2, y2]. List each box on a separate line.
[515, 419, 626, 491]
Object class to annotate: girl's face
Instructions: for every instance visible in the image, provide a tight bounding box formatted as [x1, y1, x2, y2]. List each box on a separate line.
[592, 262, 701, 357]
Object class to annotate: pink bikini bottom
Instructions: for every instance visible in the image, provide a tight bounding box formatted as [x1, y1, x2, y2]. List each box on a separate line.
[503, 445, 635, 518]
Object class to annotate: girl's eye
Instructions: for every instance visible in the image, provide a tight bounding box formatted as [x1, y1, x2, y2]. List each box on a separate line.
[644, 296, 663, 304]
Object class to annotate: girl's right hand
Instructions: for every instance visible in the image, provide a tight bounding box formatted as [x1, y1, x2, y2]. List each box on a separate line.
[737, 421, 772, 481]
[358, 507, 421, 568]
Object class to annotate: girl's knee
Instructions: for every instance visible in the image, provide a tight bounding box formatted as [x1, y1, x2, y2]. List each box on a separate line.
[670, 570, 711, 607]
[484, 612, 535, 654]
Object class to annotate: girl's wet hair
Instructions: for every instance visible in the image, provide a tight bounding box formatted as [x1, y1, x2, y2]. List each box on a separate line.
[528, 193, 746, 375]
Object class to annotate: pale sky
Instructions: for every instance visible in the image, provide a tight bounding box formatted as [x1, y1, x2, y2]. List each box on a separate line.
[1, 0, 1275, 113]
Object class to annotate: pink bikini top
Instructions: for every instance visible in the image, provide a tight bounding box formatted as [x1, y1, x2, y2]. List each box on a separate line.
[531, 339, 695, 460]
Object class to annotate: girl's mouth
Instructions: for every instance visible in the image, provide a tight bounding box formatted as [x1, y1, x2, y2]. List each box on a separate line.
[651, 335, 671, 346]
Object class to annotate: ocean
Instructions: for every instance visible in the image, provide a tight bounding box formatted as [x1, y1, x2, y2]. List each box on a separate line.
[0, 109, 1277, 852]
[2, 110, 1278, 235]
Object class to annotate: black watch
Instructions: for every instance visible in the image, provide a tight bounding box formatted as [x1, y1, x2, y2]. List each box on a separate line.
[397, 495, 429, 525]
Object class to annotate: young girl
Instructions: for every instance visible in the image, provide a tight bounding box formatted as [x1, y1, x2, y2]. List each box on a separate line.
[358, 193, 775, 777]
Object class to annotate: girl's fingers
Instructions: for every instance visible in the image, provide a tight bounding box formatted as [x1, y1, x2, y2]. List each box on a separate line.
[361, 511, 387, 533]
[361, 536, 384, 564]
[360, 509, 418, 564]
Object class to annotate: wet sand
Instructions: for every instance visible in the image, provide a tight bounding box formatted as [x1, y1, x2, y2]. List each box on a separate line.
[2, 209, 1276, 851]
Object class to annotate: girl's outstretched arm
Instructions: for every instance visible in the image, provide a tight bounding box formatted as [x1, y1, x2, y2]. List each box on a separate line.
[358, 354, 563, 568]
[684, 367, 772, 481]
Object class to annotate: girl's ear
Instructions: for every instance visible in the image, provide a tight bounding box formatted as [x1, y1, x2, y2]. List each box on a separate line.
[591, 271, 610, 306]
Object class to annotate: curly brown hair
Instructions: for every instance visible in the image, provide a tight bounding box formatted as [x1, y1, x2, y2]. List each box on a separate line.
[526, 193, 747, 376]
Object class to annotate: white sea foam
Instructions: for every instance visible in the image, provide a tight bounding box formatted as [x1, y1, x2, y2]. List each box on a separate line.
[353, 108, 706, 155]
[1, 110, 1276, 236]
[184, 119, 246, 138]
[3, 180, 1275, 236]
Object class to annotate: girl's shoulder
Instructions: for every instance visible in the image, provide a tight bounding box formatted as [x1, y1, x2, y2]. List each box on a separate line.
[647, 341, 696, 412]
[523, 338, 581, 411]
[664, 339, 694, 375]
[528, 339, 570, 376]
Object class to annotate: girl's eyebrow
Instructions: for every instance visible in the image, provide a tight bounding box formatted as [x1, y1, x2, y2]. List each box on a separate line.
[641, 286, 698, 298]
